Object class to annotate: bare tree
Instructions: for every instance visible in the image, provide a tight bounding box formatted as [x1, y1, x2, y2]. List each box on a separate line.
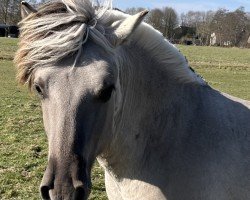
[196, 11, 215, 45]
[210, 9, 227, 46]
[211, 7, 248, 46]
[147, 7, 178, 39]
[0, 0, 37, 25]
[180, 11, 204, 27]
[148, 8, 164, 31]
[229, 7, 247, 46]
[162, 7, 178, 39]
[0, 0, 12, 24]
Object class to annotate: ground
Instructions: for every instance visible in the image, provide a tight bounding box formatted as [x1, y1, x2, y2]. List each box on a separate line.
[0, 37, 249, 199]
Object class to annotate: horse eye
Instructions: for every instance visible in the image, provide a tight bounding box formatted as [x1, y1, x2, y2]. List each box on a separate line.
[96, 85, 115, 103]
[34, 84, 44, 97]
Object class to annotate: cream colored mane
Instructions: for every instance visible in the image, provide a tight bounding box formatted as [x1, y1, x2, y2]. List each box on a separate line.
[15, 0, 205, 87]
[15, 0, 114, 86]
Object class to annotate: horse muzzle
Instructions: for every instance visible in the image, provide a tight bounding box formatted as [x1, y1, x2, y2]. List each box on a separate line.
[40, 156, 91, 200]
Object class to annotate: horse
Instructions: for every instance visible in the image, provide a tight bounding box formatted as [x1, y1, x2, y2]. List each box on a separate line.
[15, 0, 250, 199]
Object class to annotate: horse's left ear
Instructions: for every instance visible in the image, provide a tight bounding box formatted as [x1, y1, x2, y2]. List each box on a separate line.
[21, 1, 37, 19]
[110, 10, 148, 46]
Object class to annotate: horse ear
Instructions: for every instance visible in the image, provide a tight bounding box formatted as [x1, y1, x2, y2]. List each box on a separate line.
[110, 10, 148, 46]
[21, 1, 37, 19]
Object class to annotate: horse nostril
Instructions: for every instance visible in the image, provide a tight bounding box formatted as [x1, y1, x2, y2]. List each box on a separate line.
[73, 186, 86, 200]
[40, 185, 51, 200]
[40, 159, 54, 200]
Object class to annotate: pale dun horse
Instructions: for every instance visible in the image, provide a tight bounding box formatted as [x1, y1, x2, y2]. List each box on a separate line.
[15, 0, 250, 200]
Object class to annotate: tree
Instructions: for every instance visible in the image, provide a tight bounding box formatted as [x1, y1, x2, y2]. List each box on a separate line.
[148, 7, 178, 39]
[210, 9, 227, 46]
[196, 11, 215, 45]
[229, 7, 247, 46]
[180, 11, 204, 27]
[0, 0, 14, 24]
[148, 8, 164, 31]
[0, 0, 37, 25]
[211, 8, 248, 46]
[161, 7, 178, 39]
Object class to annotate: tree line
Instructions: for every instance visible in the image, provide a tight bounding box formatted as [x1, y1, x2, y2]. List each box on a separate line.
[1, 0, 249, 47]
[126, 7, 250, 47]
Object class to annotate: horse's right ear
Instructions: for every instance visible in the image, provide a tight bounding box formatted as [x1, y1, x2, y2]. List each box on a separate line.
[21, 1, 37, 19]
[109, 10, 148, 46]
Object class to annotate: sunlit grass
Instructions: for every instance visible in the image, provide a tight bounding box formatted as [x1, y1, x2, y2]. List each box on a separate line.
[178, 45, 250, 100]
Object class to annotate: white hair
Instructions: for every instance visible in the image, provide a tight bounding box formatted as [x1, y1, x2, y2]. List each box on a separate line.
[15, 0, 114, 85]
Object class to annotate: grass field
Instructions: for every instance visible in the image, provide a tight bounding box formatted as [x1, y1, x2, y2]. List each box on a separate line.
[0, 37, 249, 199]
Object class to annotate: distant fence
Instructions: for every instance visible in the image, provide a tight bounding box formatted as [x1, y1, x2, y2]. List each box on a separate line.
[0, 24, 19, 38]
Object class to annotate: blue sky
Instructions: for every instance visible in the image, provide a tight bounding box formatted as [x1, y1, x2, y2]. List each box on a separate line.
[112, 0, 250, 13]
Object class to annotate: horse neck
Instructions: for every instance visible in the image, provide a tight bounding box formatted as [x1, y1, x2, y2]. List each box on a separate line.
[100, 37, 205, 175]
[99, 22, 207, 173]
[130, 23, 205, 84]
[116, 25, 206, 114]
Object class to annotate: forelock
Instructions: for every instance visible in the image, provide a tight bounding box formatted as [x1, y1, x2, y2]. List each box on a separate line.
[14, 0, 114, 87]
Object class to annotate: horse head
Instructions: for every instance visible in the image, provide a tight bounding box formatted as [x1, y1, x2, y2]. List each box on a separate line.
[16, 1, 147, 199]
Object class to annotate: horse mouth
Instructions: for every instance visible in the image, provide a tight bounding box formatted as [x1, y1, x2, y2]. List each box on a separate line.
[40, 184, 90, 200]
[40, 173, 91, 200]
[40, 157, 91, 200]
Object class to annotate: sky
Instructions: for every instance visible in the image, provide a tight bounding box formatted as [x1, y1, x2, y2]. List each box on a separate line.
[112, 0, 250, 14]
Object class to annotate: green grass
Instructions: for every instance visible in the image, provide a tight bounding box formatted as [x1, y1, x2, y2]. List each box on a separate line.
[178, 45, 250, 68]
[0, 37, 249, 199]
[178, 45, 250, 100]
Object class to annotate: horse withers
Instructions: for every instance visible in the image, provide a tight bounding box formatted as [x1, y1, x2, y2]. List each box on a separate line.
[15, 0, 250, 199]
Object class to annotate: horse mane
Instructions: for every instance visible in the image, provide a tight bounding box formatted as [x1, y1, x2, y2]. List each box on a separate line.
[110, 9, 205, 84]
[15, 0, 205, 88]
[136, 23, 205, 83]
